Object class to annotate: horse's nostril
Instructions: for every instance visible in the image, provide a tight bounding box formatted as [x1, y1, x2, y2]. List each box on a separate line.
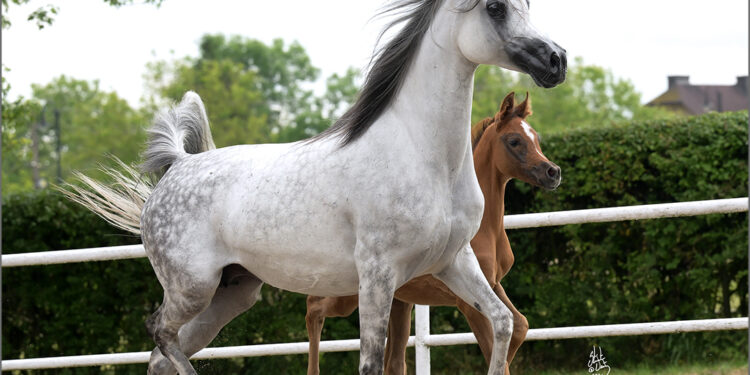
[550, 52, 560, 70]
[547, 166, 559, 178]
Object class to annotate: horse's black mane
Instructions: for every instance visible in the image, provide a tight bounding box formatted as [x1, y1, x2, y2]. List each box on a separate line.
[310, 0, 480, 147]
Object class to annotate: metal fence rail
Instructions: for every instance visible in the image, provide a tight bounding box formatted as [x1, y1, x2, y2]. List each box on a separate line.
[2, 197, 747, 373]
[3, 198, 746, 268]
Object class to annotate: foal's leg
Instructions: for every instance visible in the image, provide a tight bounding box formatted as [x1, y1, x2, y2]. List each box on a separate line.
[456, 298, 493, 364]
[305, 295, 359, 375]
[434, 246, 513, 375]
[493, 284, 529, 369]
[455, 285, 529, 375]
[383, 299, 414, 375]
[148, 268, 263, 375]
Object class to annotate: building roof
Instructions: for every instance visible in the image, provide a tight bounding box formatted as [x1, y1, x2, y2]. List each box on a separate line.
[646, 76, 748, 115]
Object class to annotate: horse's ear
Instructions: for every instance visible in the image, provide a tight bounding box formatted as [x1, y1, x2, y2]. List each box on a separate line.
[495, 92, 516, 125]
[515, 91, 533, 119]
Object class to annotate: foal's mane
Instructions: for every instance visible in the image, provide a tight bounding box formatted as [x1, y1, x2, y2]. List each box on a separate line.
[311, 0, 480, 147]
[471, 117, 495, 151]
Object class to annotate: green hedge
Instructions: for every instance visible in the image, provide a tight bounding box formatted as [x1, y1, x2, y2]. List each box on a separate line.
[3, 111, 747, 374]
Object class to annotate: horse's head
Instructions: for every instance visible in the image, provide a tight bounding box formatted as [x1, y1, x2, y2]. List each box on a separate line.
[476, 92, 561, 190]
[452, 0, 567, 88]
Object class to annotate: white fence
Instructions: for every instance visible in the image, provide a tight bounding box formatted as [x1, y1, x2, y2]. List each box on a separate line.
[2, 197, 748, 373]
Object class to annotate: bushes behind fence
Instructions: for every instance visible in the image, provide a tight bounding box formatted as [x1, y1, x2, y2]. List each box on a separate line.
[2, 111, 747, 374]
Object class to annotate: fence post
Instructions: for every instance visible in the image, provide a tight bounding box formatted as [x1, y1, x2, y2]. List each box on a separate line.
[415, 304, 431, 375]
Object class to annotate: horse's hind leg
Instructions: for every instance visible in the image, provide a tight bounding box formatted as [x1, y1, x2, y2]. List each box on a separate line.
[145, 277, 218, 375]
[435, 246, 513, 375]
[148, 265, 264, 375]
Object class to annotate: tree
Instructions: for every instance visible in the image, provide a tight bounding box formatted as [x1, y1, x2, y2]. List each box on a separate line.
[198, 35, 320, 127]
[145, 57, 270, 146]
[275, 67, 361, 143]
[1, 76, 148, 195]
[2, 0, 164, 196]
[472, 57, 675, 133]
[2, 73, 40, 194]
[145, 35, 360, 146]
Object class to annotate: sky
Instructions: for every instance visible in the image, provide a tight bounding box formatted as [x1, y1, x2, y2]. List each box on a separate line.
[2, 0, 748, 107]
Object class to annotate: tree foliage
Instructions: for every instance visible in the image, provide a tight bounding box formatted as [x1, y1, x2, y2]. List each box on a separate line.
[145, 57, 270, 146]
[197, 35, 320, 126]
[145, 34, 360, 146]
[1, 76, 148, 195]
[1, 0, 163, 29]
[2, 72, 41, 193]
[275, 67, 361, 143]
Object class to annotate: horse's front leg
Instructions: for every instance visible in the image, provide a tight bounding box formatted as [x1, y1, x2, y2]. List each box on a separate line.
[435, 245, 513, 375]
[356, 257, 399, 375]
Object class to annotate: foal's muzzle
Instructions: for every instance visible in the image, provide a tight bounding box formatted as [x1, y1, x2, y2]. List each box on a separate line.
[533, 161, 562, 190]
[505, 38, 567, 88]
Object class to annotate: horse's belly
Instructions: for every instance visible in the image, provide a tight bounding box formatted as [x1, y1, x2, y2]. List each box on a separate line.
[222, 220, 361, 296]
[238, 249, 360, 296]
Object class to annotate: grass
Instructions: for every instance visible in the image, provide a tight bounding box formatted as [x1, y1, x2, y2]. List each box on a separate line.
[534, 359, 748, 375]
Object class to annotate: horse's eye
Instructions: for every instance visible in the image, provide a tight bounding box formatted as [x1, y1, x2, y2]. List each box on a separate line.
[509, 138, 520, 147]
[487, 1, 507, 20]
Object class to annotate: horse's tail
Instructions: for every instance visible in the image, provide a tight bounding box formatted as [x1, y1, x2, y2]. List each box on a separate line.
[59, 91, 216, 235]
[58, 158, 154, 235]
[141, 91, 216, 175]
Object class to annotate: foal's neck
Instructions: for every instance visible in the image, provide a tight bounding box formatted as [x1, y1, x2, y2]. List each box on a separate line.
[474, 147, 511, 234]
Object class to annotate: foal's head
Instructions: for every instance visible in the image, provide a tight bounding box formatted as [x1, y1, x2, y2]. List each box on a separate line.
[473, 92, 561, 190]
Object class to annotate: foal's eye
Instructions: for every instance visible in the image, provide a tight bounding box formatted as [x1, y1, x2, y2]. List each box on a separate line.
[486, 1, 507, 20]
[509, 138, 520, 147]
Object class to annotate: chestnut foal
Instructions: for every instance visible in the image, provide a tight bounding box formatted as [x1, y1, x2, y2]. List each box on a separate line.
[306, 92, 561, 374]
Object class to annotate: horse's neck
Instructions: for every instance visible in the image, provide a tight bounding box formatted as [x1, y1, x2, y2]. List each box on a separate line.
[474, 147, 510, 235]
[383, 11, 478, 174]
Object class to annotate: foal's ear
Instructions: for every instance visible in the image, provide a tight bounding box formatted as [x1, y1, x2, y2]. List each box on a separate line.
[495, 92, 516, 127]
[514, 91, 533, 119]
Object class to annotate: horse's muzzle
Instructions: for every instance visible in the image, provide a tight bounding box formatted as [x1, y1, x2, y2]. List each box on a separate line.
[505, 37, 567, 88]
